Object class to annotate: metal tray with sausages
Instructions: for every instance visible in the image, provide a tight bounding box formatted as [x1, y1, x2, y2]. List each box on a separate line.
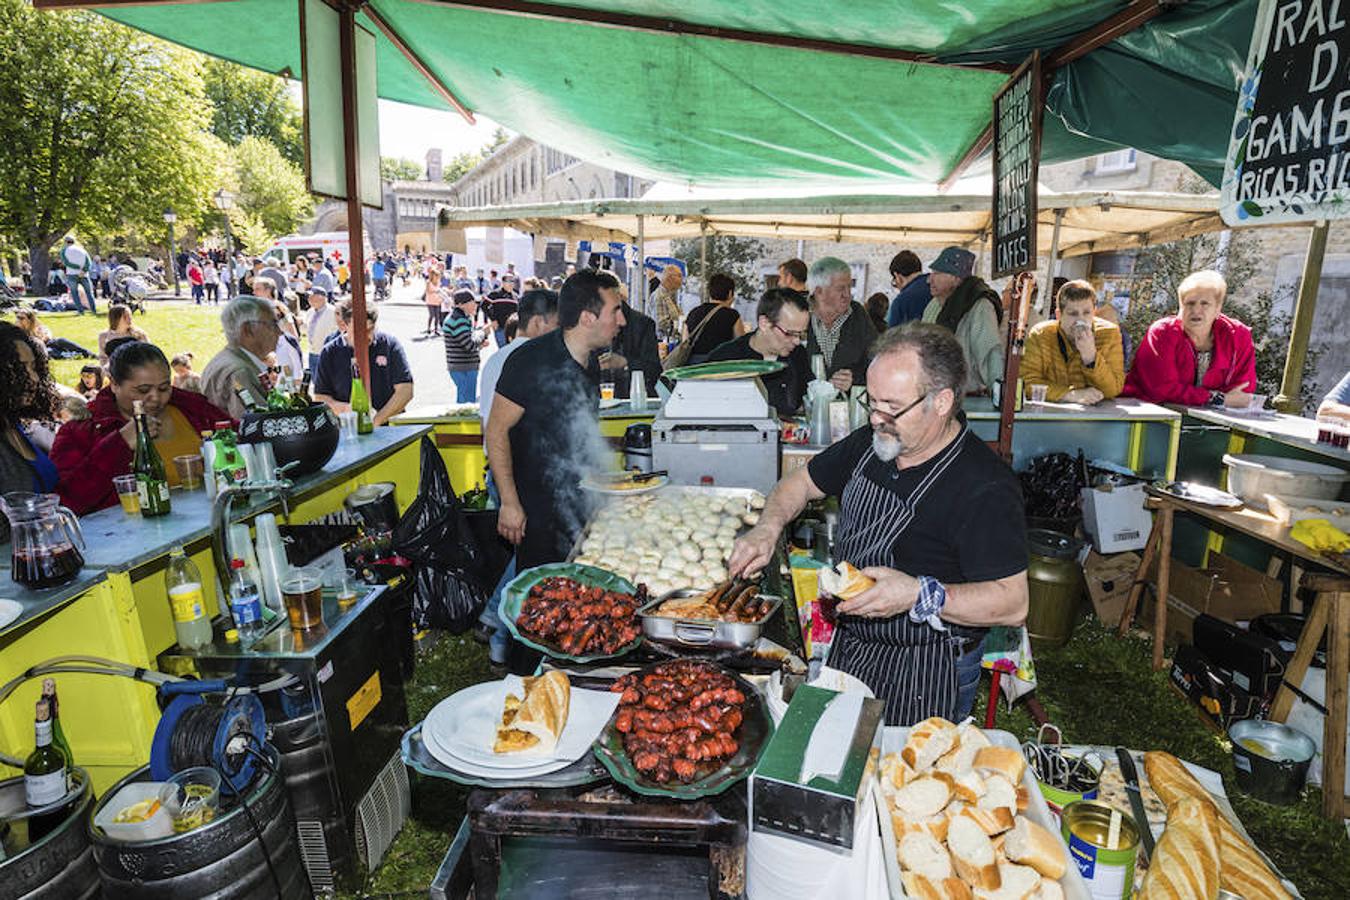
[637, 584, 783, 651]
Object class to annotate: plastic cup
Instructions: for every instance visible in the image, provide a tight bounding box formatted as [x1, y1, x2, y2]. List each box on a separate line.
[281, 566, 325, 631]
[159, 767, 221, 833]
[339, 411, 358, 441]
[335, 569, 360, 611]
[600, 381, 616, 401]
[113, 474, 140, 515]
[1030, 383, 1049, 405]
[172, 455, 205, 490]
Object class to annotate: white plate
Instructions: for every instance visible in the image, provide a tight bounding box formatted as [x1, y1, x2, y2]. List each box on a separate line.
[424, 677, 620, 770]
[0, 599, 22, 631]
[421, 724, 576, 778]
[581, 474, 670, 495]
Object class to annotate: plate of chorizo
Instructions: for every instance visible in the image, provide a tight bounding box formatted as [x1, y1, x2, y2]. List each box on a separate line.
[500, 563, 647, 662]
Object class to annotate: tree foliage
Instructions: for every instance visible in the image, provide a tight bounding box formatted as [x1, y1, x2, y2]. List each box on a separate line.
[442, 126, 515, 184]
[0, 0, 218, 288]
[381, 157, 424, 183]
[670, 235, 766, 306]
[230, 137, 314, 238]
[201, 58, 304, 167]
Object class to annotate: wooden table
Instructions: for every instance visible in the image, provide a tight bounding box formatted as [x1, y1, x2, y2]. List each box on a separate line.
[1118, 490, 1350, 818]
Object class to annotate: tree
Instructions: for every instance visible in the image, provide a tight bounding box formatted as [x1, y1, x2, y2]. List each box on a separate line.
[670, 235, 766, 306]
[231, 137, 314, 238]
[0, 0, 217, 291]
[228, 208, 275, 256]
[441, 126, 515, 184]
[380, 157, 423, 183]
[201, 58, 304, 167]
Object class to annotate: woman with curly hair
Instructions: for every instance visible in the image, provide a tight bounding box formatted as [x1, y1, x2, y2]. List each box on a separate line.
[0, 321, 62, 541]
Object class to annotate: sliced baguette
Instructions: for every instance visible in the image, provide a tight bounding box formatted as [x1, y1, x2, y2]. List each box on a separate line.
[902, 873, 976, 900]
[948, 814, 1001, 890]
[892, 809, 951, 843]
[904, 717, 959, 771]
[977, 774, 1018, 818]
[895, 773, 956, 819]
[974, 862, 1042, 900]
[1003, 816, 1067, 880]
[881, 751, 917, 791]
[898, 831, 954, 881]
[1032, 879, 1063, 900]
[973, 746, 1026, 786]
[950, 769, 988, 804]
[955, 803, 1015, 837]
[937, 723, 992, 775]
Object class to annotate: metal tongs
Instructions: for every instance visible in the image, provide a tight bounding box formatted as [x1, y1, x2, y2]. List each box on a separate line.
[592, 468, 669, 483]
[1021, 723, 1103, 794]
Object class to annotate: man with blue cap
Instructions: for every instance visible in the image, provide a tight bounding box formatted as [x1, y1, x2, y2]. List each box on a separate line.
[920, 247, 1004, 394]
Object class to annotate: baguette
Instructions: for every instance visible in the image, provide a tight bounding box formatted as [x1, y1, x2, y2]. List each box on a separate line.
[493, 670, 570, 753]
[893, 809, 951, 843]
[904, 718, 959, 771]
[1143, 752, 1292, 900]
[974, 862, 1041, 900]
[898, 831, 954, 881]
[948, 814, 1002, 890]
[881, 752, 917, 791]
[938, 724, 993, 775]
[977, 774, 1018, 818]
[902, 872, 975, 900]
[1003, 816, 1067, 880]
[950, 769, 988, 804]
[1138, 797, 1221, 900]
[973, 746, 1026, 786]
[955, 803, 1015, 837]
[1032, 879, 1063, 900]
[818, 561, 875, 600]
[895, 773, 956, 819]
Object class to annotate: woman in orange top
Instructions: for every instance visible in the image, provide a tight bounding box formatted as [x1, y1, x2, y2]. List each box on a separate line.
[51, 341, 231, 514]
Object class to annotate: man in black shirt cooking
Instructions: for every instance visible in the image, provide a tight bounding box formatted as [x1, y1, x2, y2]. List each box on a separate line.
[489, 269, 625, 570]
[728, 323, 1028, 724]
[706, 288, 812, 417]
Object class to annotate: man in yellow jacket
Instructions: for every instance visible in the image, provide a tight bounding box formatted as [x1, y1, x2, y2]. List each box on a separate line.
[1021, 280, 1124, 404]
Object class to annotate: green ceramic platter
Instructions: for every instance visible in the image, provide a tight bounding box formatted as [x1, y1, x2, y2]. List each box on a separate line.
[499, 562, 644, 663]
[663, 360, 786, 381]
[591, 665, 774, 799]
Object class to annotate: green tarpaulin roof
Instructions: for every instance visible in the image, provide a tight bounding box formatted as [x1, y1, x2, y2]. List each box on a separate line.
[95, 0, 1256, 187]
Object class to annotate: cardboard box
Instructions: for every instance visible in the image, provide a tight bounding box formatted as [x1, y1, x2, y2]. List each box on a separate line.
[1081, 483, 1153, 553]
[1141, 552, 1283, 647]
[750, 685, 883, 850]
[1084, 550, 1142, 627]
[1170, 643, 1263, 729]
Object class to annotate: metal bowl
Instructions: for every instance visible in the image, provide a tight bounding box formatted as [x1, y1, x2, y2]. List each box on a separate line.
[237, 403, 339, 477]
[638, 588, 783, 650]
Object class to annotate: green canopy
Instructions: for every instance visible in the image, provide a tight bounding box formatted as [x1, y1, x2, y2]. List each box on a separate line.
[99, 0, 1255, 186]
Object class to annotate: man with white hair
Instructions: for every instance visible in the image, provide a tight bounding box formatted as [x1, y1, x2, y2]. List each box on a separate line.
[200, 295, 279, 417]
[729, 323, 1028, 725]
[652, 264, 685, 339]
[804, 256, 877, 393]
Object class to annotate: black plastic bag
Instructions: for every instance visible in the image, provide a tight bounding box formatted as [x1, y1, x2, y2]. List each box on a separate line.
[391, 436, 489, 633]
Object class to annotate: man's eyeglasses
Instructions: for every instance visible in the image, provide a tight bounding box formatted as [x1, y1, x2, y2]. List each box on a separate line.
[771, 321, 809, 342]
[858, 391, 928, 424]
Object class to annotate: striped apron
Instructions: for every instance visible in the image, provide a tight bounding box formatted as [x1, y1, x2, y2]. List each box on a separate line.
[826, 427, 983, 725]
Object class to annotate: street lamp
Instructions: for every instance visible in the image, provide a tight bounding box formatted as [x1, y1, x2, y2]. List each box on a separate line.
[213, 189, 235, 297]
[163, 208, 179, 296]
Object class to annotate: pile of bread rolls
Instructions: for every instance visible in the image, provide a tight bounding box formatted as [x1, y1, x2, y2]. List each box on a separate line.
[1138, 751, 1291, 900]
[879, 717, 1068, 900]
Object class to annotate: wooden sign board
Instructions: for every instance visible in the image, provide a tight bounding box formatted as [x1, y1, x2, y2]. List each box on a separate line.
[992, 51, 1043, 280]
[1221, 0, 1350, 225]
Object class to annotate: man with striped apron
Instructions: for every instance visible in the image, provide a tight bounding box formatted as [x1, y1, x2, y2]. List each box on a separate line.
[730, 323, 1028, 725]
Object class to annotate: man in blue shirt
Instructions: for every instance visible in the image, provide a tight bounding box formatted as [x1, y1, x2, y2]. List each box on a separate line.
[886, 250, 931, 328]
[1320, 370, 1350, 421]
[371, 255, 388, 301]
[312, 300, 414, 425]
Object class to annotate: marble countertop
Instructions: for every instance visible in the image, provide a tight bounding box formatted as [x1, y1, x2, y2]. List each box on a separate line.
[1185, 407, 1350, 465]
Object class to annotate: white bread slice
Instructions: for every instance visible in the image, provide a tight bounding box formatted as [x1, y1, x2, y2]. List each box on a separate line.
[950, 769, 988, 804]
[895, 773, 955, 819]
[903, 718, 959, 771]
[1032, 878, 1063, 900]
[1015, 785, 1030, 813]
[891, 809, 950, 843]
[898, 831, 953, 881]
[948, 814, 1001, 890]
[978, 774, 1018, 818]
[1003, 817, 1067, 880]
[973, 747, 1026, 786]
[956, 802, 1015, 836]
[974, 862, 1042, 900]
[881, 752, 916, 790]
[902, 873, 975, 900]
[938, 723, 993, 775]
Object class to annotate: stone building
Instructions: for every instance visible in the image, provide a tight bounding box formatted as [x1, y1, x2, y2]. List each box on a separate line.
[307, 147, 457, 253]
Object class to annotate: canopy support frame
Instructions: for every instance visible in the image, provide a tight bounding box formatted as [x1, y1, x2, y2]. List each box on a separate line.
[339, 0, 372, 389]
[1275, 220, 1329, 413]
[364, 2, 476, 123]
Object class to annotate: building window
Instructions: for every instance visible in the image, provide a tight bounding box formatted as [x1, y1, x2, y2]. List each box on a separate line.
[1095, 149, 1137, 174]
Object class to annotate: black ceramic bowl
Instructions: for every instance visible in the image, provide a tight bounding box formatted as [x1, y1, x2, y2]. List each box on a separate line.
[237, 403, 339, 477]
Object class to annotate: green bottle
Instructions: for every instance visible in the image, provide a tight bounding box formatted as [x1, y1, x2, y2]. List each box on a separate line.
[132, 400, 171, 517]
[24, 699, 68, 843]
[211, 421, 248, 488]
[349, 361, 373, 434]
[40, 679, 72, 768]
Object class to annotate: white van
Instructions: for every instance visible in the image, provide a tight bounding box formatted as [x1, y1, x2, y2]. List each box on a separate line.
[261, 231, 373, 265]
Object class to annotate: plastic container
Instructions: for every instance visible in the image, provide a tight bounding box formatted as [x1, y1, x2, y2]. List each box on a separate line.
[94, 782, 174, 842]
[159, 767, 221, 833]
[1221, 453, 1350, 511]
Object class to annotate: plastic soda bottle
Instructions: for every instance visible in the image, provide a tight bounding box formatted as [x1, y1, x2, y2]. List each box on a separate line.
[165, 546, 212, 649]
[227, 559, 265, 643]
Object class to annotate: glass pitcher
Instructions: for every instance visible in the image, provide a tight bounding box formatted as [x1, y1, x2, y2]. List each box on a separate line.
[1, 492, 86, 589]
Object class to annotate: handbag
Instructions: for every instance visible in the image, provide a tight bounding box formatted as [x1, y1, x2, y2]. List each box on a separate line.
[662, 304, 720, 371]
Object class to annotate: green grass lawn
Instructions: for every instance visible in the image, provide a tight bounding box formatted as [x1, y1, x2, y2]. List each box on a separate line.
[6, 300, 228, 390]
[347, 619, 1350, 900]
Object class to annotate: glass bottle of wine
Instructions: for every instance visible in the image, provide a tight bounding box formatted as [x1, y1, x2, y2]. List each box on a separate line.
[24, 698, 68, 843]
[349, 361, 373, 434]
[132, 400, 171, 517]
[40, 679, 72, 768]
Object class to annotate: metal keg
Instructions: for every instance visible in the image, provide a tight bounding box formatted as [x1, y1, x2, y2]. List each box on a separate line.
[90, 747, 310, 899]
[271, 711, 349, 891]
[1025, 529, 1085, 648]
[0, 768, 98, 900]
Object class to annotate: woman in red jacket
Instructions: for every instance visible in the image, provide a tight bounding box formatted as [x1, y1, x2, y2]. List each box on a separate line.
[1122, 270, 1257, 408]
[51, 341, 231, 514]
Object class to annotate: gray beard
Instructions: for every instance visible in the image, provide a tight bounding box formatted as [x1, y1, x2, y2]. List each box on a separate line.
[872, 431, 902, 461]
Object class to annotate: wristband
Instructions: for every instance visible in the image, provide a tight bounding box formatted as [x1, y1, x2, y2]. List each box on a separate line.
[1208, 390, 1225, 407]
[909, 576, 948, 632]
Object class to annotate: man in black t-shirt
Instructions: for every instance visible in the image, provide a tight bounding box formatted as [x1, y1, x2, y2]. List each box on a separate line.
[706, 288, 812, 417]
[488, 269, 626, 572]
[728, 323, 1028, 725]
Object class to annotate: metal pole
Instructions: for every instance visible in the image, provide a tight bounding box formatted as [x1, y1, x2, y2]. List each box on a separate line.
[221, 216, 234, 297]
[699, 222, 708, 302]
[637, 213, 648, 316]
[1039, 208, 1064, 316]
[339, 6, 371, 390]
[168, 222, 180, 296]
[1274, 220, 1329, 413]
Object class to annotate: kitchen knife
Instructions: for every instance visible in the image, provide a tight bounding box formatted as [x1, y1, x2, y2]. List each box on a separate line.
[1115, 747, 1156, 862]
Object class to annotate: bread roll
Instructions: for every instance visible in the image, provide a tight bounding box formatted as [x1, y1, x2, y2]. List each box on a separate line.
[948, 814, 1002, 890]
[904, 717, 959, 771]
[1003, 816, 1066, 880]
[973, 746, 1027, 786]
[493, 671, 570, 754]
[818, 561, 875, 600]
[898, 831, 954, 881]
[1138, 797, 1220, 900]
[1143, 752, 1292, 900]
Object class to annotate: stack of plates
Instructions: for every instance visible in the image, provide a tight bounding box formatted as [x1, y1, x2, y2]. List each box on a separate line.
[421, 678, 618, 779]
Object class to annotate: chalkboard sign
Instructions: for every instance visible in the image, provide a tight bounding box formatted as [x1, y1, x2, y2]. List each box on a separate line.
[992, 52, 1043, 279]
[1221, 0, 1350, 225]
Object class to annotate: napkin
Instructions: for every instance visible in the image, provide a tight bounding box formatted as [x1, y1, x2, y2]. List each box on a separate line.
[799, 690, 864, 785]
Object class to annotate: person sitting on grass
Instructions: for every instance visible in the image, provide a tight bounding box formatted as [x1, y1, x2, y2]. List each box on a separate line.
[15, 310, 95, 360]
[76, 365, 104, 400]
[1020, 280, 1125, 405]
[97, 304, 148, 367]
